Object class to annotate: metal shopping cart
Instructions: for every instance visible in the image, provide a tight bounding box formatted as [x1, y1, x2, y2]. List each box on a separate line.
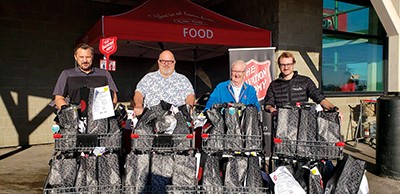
[196, 104, 271, 193]
[346, 99, 377, 147]
[268, 104, 345, 193]
[131, 133, 195, 152]
[271, 105, 344, 161]
[53, 132, 122, 152]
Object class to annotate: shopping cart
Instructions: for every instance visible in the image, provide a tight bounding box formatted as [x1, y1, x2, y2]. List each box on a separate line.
[53, 132, 122, 152]
[268, 105, 346, 194]
[346, 99, 377, 147]
[271, 105, 344, 161]
[201, 133, 263, 153]
[43, 184, 122, 194]
[131, 133, 195, 152]
[197, 185, 269, 194]
[123, 185, 199, 194]
[273, 138, 344, 160]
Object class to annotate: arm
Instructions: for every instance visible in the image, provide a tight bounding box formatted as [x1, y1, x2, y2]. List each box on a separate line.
[305, 78, 337, 110]
[52, 70, 67, 110]
[185, 93, 195, 106]
[104, 70, 118, 105]
[54, 95, 67, 109]
[181, 75, 195, 107]
[306, 77, 326, 104]
[133, 91, 144, 116]
[264, 83, 277, 112]
[105, 70, 119, 93]
[265, 105, 277, 113]
[112, 91, 118, 104]
[320, 99, 336, 110]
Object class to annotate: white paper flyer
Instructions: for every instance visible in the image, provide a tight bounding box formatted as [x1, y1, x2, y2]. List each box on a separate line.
[92, 85, 115, 120]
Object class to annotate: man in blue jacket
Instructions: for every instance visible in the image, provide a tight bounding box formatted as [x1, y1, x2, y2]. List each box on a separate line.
[205, 60, 260, 111]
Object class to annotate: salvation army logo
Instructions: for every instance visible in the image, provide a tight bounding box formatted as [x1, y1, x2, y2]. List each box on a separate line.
[244, 59, 272, 101]
[99, 36, 118, 55]
[99, 36, 117, 71]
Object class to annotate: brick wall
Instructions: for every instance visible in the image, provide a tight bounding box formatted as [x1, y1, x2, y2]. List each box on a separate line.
[0, 0, 228, 147]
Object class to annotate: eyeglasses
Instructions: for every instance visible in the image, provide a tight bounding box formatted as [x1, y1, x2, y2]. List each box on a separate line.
[232, 70, 245, 73]
[279, 63, 294, 67]
[159, 59, 175, 64]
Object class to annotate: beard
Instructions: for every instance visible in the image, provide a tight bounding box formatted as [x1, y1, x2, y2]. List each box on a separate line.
[161, 68, 173, 76]
[79, 63, 92, 70]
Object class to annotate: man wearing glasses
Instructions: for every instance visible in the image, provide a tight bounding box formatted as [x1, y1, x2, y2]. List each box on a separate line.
[132, 50, 195, 116]
[205, 60, 260, 111]
[264, 52, 336, 113]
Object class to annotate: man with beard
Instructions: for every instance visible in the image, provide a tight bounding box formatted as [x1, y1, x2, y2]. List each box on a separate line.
[264, 52, 335, 113]
[52, 43, 118, 109]
[205, 60, 260, 111]
[132, 50, 195, 116]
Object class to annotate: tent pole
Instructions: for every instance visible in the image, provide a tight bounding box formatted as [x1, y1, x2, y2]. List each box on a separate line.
[193, 48, 198, 95]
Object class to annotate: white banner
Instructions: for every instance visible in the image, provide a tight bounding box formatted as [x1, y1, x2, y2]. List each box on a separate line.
[229, 47, 275, 102]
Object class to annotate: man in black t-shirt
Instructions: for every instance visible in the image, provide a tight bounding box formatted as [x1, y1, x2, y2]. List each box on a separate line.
[52, 43, 118, 109]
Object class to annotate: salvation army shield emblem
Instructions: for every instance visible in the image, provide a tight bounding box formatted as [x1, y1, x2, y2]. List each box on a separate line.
[99, 36, 117, 71]
[244, 59, 272, 100]
[99, 36, 118, 55]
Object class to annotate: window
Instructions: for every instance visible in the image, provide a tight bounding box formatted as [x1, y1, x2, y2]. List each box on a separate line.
[322, 0, 385, 93]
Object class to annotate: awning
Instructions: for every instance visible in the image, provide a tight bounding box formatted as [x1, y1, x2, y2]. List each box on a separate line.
[79, 0, 271, 61]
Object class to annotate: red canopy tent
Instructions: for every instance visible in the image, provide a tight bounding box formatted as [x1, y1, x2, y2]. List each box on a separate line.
[79, 0, 271, 61]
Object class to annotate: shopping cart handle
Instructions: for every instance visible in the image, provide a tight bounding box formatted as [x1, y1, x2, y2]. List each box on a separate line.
[186, 134, 194, 139]
[362, 99, 377, 103]
[273, 137, 282, 144]
[53, 133, 63, 139]
[131, 134, 139, 139]
[335, 141, 345, 147]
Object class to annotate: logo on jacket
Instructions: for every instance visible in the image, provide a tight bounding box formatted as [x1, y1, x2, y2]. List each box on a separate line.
[292, 87, 303, 91]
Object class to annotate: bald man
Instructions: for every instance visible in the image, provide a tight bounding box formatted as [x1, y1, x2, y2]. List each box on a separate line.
[133, 50, 195, 116]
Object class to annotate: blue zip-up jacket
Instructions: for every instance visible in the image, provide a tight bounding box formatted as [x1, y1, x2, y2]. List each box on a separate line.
[205, 80, 260, 111]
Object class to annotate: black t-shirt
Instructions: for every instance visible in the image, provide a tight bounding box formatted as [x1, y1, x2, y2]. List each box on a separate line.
[53, 67, 118, 104]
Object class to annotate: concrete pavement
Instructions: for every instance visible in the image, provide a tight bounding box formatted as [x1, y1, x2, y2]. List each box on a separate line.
[0, 144, 53, 194]
[1, 141, 400, 194]
[343, 140, 400, 194]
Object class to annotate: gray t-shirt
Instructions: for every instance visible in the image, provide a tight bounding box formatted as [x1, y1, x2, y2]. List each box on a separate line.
[53, 67, 118, 103]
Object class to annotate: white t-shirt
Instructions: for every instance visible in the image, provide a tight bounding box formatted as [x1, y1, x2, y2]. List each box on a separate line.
[232, 84, 242, 102]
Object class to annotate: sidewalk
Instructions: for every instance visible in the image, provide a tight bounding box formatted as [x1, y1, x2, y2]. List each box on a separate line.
[0, 144, 54, 194]
[1, 142, 400, 194]
[344, 140, 400, 194]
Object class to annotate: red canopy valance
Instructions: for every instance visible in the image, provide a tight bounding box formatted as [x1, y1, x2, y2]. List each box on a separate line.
[79, 0, 271, 61]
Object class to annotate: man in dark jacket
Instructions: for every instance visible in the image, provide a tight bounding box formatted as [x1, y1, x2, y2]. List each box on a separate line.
[264, 52, 335, 113]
